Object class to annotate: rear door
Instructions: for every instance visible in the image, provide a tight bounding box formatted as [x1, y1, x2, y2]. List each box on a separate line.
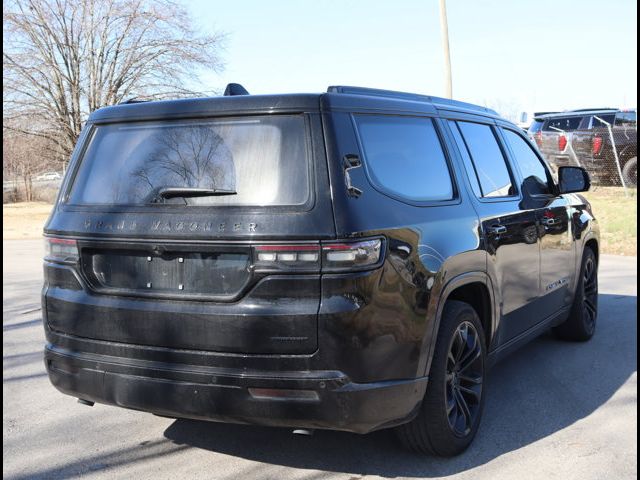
[44, 112, 334, 354]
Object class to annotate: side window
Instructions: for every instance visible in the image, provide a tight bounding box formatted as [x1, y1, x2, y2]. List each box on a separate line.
[455, 121, 515, 198]
[447, 121, 482, 197]
[615, 111, 636, 126]
[502, 129, 552, 196]
[354, 115, 454, 202]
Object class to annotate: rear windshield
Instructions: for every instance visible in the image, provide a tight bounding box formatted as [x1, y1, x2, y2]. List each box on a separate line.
[590, 114, 616, 128]
[68, 115, 310, 206]
[542, 116, 583, 132]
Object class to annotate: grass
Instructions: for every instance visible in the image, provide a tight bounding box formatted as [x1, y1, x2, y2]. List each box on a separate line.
[3, 202, 52, 240]
[2, 188, 637, 255]
[583, 187, 637, 256]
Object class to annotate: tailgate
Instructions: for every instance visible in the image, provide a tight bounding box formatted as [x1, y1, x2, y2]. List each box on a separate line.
[43, 111, 334, 354]
[44, 238, 324, 354]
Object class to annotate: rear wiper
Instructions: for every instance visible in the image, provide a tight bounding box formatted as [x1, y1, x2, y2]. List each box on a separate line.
[146, 187, 237, 203]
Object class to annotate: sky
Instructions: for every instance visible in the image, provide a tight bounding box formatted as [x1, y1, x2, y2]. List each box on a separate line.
[187, 0, 637, 118]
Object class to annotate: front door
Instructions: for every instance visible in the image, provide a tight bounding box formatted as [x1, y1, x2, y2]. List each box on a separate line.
[445, 120, 541, 345]
[500, 127, 576, 319]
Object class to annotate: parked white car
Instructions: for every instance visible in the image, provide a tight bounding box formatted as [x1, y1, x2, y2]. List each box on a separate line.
[35, 172, 62, 181]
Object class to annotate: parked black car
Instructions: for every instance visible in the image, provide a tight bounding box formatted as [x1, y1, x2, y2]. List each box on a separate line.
[570, 109, 637, 186]
[43, 85, 599, 456]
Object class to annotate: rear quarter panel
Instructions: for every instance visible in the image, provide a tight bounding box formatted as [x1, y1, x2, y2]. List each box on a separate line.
[319, 111, 489, 382]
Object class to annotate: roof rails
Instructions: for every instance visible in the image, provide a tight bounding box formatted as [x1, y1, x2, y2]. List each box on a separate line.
[327, 85, 498, 116]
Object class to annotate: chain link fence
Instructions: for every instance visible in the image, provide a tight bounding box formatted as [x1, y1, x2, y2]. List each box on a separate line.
[528, 109, 637, 195]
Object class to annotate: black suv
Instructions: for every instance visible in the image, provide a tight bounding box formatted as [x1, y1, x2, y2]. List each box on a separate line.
[43, 85, 600, 456]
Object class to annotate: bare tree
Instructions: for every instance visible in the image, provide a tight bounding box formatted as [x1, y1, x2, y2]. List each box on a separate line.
[3, 126, 54, 201]
[483, 98, 523, 124]
[3, 0, 226, 165]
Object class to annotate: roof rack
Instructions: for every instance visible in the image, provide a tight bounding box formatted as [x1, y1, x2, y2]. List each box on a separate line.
[327, 85, 498, 116]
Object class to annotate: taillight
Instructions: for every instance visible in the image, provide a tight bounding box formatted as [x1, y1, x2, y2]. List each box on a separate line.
[322, 239, 383, 271]
[534, 131, 543, 148]
[253, 244, 321, 271]
[44, 237, 79, 263]
[558, 134, 567, 152]
[252, 238, 383, 272]
[592, 136, 603, 155]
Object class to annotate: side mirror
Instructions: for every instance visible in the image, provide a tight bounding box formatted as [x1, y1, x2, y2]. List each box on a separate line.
[558, 166, 590, 193]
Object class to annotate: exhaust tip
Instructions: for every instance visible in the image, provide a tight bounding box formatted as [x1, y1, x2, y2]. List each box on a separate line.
[292, 429, 314, 436]
[77, 398, 95, 407]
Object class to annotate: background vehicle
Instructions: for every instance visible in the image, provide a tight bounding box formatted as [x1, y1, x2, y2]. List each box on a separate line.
[528, 109, 617, 174]
[571, 109, 637, 186]
[35, 171, 62, 182]
[42, 85, 599, 457]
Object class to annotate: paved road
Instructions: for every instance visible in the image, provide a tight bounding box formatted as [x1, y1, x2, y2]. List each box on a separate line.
[3, 240, 637, 480]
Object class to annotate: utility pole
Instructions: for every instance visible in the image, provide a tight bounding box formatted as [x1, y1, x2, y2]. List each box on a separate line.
[439, 0, 453, 99]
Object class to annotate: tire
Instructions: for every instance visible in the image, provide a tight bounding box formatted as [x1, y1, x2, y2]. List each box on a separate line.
[395, 300, 486, 456]
[553, 247, 598, 341]
[622, 156, 637, 187]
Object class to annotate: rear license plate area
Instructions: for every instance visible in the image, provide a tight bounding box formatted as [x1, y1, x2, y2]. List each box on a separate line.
[82, 248, 251, 298]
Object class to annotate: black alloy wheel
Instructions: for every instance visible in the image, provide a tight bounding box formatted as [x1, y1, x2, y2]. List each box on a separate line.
[553, 247, 598, 341]
[581, 253, 598, 336]
[445, 321, 484, 437]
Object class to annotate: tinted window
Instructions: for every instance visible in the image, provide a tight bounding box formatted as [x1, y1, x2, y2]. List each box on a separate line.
[448, 121, 482, 197]
[502, 129, 551, 196]
[69, 116, 309, 206]
[543, 116, 583, 131]
[591, 114, 616, 128]
[528, 120, 544, 134]
[456, 122, 514, 198]
[615, 111, 637, 126]
[355, 115, 454, 202]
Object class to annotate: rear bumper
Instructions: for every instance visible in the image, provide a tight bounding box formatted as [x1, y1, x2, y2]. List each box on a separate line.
[44, 344, 428, 434]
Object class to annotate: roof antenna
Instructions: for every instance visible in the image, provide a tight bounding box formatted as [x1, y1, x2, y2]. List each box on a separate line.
[224, 83, 249, 96]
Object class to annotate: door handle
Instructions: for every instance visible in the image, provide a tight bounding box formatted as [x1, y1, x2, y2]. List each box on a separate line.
[488, 225, 507, 235]
[541, 217, 558, 226]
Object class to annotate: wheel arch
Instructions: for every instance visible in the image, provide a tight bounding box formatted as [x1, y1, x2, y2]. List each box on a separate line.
[422, 272, 497, 377]
[585, 236, 599, 264]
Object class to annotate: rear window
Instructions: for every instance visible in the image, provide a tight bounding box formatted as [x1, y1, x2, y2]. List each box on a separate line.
[542, 116, 583, 131]
[590, 114, 616, 128]
[354, 115, 454, 202]
[68, 115, 310, 206]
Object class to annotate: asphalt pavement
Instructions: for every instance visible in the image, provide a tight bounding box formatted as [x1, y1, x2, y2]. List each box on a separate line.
[3, 239, 637, 480]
